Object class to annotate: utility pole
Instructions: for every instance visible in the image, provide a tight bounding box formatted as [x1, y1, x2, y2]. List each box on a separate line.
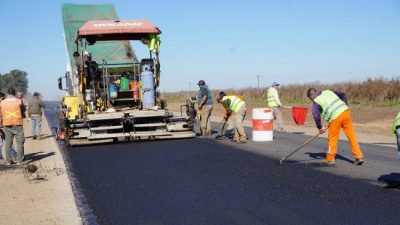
[257, 75, 260, 89]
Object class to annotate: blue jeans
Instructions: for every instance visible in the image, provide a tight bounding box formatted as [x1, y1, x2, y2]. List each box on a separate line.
[396, 127, 400, 157]
[31, 116, 42, 137]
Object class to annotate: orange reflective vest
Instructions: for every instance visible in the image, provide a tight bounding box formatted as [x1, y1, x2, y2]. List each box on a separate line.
[0, 97, 23, 126]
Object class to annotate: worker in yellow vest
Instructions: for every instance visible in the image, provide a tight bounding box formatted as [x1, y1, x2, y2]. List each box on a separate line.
[216, 92, 247, 143]
[392, 112, 400, 157]
[265, 82, 286, 132]
[307, 88, 364, 166]
[223, 94, 244, 138]
[0, 88, 25, 166]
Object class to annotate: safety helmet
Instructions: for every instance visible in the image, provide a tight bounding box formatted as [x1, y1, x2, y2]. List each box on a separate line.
[197, 80, 206, 85]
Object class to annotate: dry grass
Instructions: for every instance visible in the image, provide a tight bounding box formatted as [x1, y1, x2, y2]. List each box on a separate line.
[162, 77, 400, 107]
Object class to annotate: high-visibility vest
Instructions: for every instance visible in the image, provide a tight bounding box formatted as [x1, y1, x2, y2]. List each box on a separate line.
[222, 95, 245, 113]
[0, 97, 23, 126]
[314, 90, 349, 122]
[147, 34, 161, 53]
[266, 87, 278, 107]
[392, 112, 400, 134]
[197, 86, 213, 105]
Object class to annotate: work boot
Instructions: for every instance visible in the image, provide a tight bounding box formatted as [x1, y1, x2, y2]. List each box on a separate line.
[15, 161, 26, 166]
[33, 135, 37, 140]
[231, 136, 240, 143]
[239, 137, 247, 143]
[322, 160, 335, 166]
[203, 131, 211, 136]
[278, 128, 286, 133]
[354, 158, 364, 165]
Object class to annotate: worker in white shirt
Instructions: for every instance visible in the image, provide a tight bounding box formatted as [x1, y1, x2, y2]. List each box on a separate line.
[265, 82, 286, 132]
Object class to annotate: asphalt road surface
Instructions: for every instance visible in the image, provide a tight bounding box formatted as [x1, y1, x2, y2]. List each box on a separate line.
[45, 102, 400, 225]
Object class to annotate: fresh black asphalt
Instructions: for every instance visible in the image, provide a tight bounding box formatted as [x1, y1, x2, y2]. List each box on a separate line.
[45, 102, 400, 225]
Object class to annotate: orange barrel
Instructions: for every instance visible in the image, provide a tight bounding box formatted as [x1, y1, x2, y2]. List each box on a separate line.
[252, 108, 274, 141]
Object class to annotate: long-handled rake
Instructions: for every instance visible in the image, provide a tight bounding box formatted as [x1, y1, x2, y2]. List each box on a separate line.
[279, 129, 325, 165]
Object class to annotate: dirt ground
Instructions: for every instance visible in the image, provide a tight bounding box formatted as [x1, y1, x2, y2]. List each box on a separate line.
[0, 118, 82, 225]
[168, 102, 398, 147]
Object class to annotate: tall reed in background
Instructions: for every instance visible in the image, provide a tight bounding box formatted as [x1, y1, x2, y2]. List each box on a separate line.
[162, 77, 400, 106]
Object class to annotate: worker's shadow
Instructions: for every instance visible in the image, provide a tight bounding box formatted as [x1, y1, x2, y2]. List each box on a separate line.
[377, 173, 400, 189]
[25, 152, 56, 163]
[304, 152, 353, 164]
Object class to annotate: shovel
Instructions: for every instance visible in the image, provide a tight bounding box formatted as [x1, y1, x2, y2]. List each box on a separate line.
[279, 128, 326, 165]
[215, 121, 227, 140]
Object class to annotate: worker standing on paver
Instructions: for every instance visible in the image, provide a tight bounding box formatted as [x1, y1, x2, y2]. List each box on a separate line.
[0, 88, 25, 165]
[392, 112, 400, 157]
[307, 88, 364, 165]
[197, 80, 213, 136]
[265, 82, 286, 132]
[216, 92, 247, 143]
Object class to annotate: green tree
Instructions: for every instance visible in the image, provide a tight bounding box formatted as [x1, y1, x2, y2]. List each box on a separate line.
[0, 70, 29, 94]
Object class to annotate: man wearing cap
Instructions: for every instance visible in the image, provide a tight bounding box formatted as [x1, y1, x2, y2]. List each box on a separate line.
[265, 82, 285, 132]
[216, 92, 247, 143]
[197, 80, 213, 136]
[27, 92, 45, 140]
[307, 88, 364, 166]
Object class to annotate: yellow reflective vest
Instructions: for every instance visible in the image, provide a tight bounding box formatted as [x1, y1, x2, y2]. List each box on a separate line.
[314, 90, 349, 122]
[222, 96, 245, 113]
[265, 87, 278, 107]
[147, 34, 161, 53]
[392, 112, 400, 134]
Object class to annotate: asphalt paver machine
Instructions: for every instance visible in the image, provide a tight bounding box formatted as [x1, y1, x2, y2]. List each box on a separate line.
[57, 4, 195, 146]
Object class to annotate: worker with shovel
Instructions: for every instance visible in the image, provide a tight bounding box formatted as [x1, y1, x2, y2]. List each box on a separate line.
[216, 92, 247, 143]
[307, 88, 364, 166]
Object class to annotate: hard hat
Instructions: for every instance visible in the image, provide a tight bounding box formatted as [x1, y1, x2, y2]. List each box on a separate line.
[272, 82, 280, 87]
[197, 80, 206, 85]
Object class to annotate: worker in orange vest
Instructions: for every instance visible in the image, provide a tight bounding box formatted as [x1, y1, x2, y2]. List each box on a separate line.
[0, 88, 25, 166]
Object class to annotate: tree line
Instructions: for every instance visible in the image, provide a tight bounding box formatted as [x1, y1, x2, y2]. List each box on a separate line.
[0, 70, 29, 94]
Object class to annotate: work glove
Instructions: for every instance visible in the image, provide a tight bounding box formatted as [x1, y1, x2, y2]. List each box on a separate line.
[319, 127, 327, 134]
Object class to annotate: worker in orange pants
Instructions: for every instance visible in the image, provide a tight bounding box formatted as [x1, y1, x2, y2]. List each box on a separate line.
[307, 88, 364, 165]
[326, 110, 363, 162]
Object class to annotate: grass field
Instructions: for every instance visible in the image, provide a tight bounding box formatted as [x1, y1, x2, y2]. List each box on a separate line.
[162, 77, 400, 107]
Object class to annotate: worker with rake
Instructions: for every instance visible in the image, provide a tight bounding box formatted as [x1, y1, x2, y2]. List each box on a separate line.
[307, 88, 364, 166]
[216, 92, 247, 144]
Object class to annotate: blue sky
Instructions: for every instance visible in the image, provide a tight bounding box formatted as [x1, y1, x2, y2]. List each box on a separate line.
[0, 0, 399, 100]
